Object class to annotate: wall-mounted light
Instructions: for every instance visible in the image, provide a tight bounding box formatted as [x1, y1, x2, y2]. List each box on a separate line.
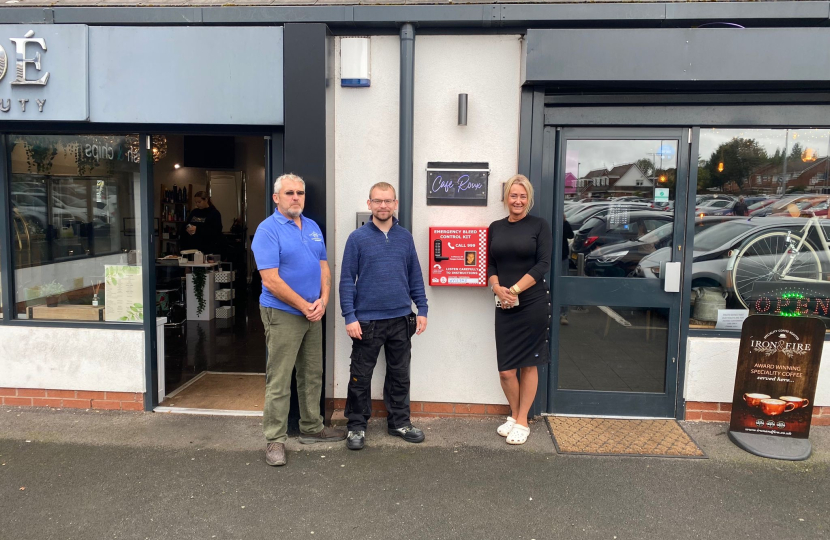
[174, 163, 181, 169]
[458, 93, 468, 126]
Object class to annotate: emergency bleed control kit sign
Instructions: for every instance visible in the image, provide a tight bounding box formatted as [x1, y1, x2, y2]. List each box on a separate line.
[729, 315, 824, 439]
[429, 227, 487, 287]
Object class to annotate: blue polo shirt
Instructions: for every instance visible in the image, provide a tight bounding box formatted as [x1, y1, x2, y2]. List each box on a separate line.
[252, 210, 327, 315]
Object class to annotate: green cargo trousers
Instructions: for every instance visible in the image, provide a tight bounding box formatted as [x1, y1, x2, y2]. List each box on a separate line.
[260, 306, 324, 443]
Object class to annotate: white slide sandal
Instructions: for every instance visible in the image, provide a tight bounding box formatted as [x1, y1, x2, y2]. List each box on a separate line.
[506, 424, 530, 445]
[497, 416, 517, 437]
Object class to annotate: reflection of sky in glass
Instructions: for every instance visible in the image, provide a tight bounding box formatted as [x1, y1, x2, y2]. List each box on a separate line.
[566, 140, 679, 178]
[698, 128, 830, 163]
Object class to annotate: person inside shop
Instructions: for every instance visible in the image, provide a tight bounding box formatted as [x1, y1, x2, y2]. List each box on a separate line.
[183, 191, 223, 256]
[339, 182, 429, 451]
[487, 174, 553, 445]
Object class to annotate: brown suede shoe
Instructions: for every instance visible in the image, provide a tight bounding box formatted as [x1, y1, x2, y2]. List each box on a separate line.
[265, 442, 286, 466]
[298, 426, 347, 445]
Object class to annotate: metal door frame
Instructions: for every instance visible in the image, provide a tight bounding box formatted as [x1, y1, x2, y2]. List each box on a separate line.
[545, 127, 693, 418]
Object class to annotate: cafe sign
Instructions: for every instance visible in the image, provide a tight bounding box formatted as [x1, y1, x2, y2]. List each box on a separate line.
[426, 162, 489, 207]
[729, 315, 824, 439]
[0, 25, 88, 121]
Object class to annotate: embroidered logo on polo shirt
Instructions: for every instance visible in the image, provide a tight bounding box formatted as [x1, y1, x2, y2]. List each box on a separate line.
[309, 232, 323, 242]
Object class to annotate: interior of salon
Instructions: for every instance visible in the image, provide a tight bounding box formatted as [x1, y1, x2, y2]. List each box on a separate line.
[9, 133, 269, 412]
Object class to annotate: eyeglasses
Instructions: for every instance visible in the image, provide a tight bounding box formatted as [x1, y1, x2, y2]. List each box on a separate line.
[370, 199, 396, 206]
[283, 190, 305, 197]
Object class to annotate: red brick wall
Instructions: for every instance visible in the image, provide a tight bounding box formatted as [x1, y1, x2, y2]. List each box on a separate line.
[686, 401, 830, 425]
[0, 388, 144, 411]
[328, 398, 509, 418]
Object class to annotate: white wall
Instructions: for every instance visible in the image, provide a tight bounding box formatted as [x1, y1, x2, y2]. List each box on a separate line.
[0, 326, 145, 392]
[685, 337, 830, 406]
[333, 34, 523, 404]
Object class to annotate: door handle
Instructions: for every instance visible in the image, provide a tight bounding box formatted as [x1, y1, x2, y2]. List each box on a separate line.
[663, 261, 681, 293]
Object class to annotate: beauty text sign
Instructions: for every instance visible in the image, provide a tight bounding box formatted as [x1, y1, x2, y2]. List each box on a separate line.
[729, 315, 824, 439]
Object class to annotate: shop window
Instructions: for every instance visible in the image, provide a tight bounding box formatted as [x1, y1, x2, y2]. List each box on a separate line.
[689, 128, 830, 330]
[564, 139, 678, 280]
[8, 135, 143, 322]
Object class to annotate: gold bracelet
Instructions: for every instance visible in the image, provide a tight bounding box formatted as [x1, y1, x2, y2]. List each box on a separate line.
[509, 285, 521, 295]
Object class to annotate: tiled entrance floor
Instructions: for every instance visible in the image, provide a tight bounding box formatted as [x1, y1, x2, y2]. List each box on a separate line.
[159, 372, 264, 412]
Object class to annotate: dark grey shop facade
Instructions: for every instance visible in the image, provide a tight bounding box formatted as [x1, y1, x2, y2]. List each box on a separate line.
[2, 3, 830, 421]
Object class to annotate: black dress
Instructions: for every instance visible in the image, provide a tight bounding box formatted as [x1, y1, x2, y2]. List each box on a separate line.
[488, 215, 553, 371]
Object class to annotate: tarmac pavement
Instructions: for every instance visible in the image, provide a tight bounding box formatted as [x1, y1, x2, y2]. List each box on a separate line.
[1, 408, 829, 540]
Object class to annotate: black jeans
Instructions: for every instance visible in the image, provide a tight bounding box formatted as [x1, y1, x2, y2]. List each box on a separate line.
[345, 315, 415, 431]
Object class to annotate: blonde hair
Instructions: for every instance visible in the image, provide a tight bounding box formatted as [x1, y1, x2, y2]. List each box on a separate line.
[503, 174, 534, 214]
[369, 182, 397, 200]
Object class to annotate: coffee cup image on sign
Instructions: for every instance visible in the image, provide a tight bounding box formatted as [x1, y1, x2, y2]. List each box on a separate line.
[759, 398, 796, 416]
[743, 393, 770, 407]
[779, 396, 810, 410]
[464, 251, 476, 266]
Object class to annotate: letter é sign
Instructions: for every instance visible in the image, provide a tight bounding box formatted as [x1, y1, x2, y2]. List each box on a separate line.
[0, 30, 50, 86]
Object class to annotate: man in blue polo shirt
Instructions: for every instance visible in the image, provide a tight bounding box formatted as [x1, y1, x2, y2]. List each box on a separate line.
[339, 181, 428, 450]
[252, 173, 346, 467]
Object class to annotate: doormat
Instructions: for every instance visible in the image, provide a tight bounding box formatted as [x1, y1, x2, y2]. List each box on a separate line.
[546, 416, 706, 458]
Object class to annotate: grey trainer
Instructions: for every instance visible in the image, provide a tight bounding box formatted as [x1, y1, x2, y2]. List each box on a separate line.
[347, 430, 365, 450]
[388, 425, 425, 443]
[298, 425, 347, 444]
[265, 442, 286, 467]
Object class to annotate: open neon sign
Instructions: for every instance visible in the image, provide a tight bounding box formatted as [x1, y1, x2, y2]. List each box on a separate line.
[753, 292, 830, 317]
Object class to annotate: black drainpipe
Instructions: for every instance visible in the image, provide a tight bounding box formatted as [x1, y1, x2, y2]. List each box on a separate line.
[399, 23, 415, 231]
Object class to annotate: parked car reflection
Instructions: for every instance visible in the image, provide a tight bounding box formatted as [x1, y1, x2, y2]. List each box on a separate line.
[751, 195, 829, 217]
[585, 216, 742, 278]
[566, 202, 652, 231]
[572, 210, 673, 264]
[636, 217, 830, 308]
[696, 198, 736, 216]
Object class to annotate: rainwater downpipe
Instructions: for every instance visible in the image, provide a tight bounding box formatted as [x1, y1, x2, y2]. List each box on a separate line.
[399, 23, 415, 231]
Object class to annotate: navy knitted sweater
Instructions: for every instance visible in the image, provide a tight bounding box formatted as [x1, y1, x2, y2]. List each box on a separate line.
[339, 218, 428, 325]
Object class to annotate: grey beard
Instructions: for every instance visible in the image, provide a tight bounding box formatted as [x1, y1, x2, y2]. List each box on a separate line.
[282, 208, 302, 218]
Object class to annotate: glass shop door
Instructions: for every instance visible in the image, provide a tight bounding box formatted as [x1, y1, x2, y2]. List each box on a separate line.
[551, 128, 693, 417]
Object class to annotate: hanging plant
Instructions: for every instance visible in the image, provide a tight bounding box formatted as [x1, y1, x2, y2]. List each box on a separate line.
[15, 135, 60, 174]
[193, 267, 207, 316]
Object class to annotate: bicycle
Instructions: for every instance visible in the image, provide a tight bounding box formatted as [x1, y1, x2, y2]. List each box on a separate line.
[730, 215, 827, 310]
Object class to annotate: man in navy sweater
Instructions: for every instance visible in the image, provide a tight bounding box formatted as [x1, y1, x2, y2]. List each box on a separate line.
[339, 182, 429, 450]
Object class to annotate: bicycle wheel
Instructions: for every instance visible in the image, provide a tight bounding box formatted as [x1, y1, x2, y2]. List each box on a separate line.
[731, 231, 822, 309]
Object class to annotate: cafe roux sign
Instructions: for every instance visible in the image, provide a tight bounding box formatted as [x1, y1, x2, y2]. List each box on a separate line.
[0, 25, 88, 121]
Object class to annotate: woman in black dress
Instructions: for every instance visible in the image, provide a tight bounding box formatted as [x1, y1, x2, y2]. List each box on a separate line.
[487, 174, 552, 445]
